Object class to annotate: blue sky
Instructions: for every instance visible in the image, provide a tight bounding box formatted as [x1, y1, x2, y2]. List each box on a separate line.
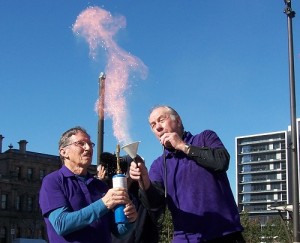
[1, 0, 300, 196]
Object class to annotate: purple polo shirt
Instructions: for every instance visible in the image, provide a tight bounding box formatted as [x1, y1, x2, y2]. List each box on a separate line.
[39, 165, 113, 243]
[149, 130, 243, 242]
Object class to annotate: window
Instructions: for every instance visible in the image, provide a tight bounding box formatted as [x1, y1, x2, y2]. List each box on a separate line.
[273, 163, 281, 169]
[26, 228, 33, 238]
[242, 155, 251, 163]
[273, 142, 281, 150]
[243, 194, 251, 202]
[1, 194, 7, 209]
[16, 166, 21, 178]
[271, 183, 281, 190]
[253, 205, 267, 211]
[243, 174, 252, 182]
[15, 196, 20, 211]
[251, 164, 268, 172]
[27, 168, 33, 180]
[243, 184, 251, 192]
[243, 165, 251, 172]
[27, 197, 33, 212]
[39, 169, 46, 180]
[251, 194, 267, 201]
[0, 227, 6, 239]
[242, 145, 251, 153]
[282, 193, 287, 200]
[252, 184, 266, 191]
[16, 227, 21, 238]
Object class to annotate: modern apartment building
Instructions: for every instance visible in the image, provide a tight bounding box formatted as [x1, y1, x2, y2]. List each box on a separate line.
[235, 119, 300, 224]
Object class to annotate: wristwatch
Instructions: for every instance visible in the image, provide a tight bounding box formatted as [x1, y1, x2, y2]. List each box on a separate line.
[184, 144, 191, 154]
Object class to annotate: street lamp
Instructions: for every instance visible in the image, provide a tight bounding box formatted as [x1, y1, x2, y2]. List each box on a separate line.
[283, 0, 300, 241]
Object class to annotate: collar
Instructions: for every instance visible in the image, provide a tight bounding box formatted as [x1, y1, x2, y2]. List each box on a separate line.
[60, 165, 93, 183]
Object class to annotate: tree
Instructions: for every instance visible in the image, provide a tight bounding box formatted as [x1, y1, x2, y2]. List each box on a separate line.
[261, 216, 292, 243]
[240, 211, 262, 243]
[159, 209, 293, 242]
[159, 208, 173, 243]
[240, 211, 292, 243]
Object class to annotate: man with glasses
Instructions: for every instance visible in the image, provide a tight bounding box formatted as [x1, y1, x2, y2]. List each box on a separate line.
[130, 106, 245, 243]
[39, 126, 137, 243]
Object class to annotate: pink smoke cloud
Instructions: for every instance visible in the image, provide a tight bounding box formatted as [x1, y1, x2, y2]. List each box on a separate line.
[72, 6, 148, 144]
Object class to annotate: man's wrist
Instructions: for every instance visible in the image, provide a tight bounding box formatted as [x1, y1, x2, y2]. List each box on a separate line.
[184, 144, 191, 154]
[139, 175, 150, 190]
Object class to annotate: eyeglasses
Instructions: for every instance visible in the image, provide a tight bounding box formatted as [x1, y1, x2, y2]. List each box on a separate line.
[63, 140, 95, 149]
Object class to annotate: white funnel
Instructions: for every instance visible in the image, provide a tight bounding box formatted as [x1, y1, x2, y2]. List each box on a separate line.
[121, 141, 140, 159]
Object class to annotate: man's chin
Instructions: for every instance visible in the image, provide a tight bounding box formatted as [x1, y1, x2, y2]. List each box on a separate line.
[81, 157, 92, 164]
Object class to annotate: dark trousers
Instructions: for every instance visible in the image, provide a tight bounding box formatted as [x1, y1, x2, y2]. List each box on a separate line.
[206, 232, 245, 243]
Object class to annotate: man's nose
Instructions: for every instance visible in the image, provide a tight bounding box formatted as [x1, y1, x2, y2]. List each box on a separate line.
[84, 143, 93, 150]
[156, 124, 163, 132]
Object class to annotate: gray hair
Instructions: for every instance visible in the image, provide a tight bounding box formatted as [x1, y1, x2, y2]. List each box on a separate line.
[149, 105, 184, 132]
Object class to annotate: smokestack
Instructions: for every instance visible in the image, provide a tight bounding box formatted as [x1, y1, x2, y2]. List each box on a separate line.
[18, 140, 28, 154]
[0, 135, 4, 153]
[97, 72, 106, 165]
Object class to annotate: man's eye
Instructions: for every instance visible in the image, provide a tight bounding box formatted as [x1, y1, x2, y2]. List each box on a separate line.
[77, 141, 85, 146]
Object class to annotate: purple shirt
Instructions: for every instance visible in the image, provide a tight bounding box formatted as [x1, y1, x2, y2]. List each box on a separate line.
[39, 165, 113, 243]
[149, 130, 243, 242]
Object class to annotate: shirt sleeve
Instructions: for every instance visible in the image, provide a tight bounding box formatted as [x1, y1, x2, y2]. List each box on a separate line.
[48, 199, 109, 236]
[187, 146, 230, 172]
[187, 130, 230, 172]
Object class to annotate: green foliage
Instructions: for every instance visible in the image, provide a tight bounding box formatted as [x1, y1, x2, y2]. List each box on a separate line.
[240, 211, 262, 243]
[262, 216, 292, 243]
[158, 208, 173, 243]
[157, 209, 293, 242]
[240, 211, 293, 243]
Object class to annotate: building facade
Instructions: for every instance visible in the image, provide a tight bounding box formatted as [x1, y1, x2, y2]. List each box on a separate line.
[235, 119, 300, 224]
[0, 138, 61, 243]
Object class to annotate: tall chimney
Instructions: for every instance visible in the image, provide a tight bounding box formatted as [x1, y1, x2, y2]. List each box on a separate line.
[18, 140, 28, 154]
[0, 135, 4, 153]
[97, 72, 106, 165]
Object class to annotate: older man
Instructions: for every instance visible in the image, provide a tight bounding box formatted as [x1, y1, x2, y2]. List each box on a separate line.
[130, 106, 245, 243]
[39, 126, 137, 243]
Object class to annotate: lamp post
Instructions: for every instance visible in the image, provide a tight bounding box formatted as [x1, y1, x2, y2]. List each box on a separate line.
[97, 72, 106, 165]
[283, 0, 300, 241]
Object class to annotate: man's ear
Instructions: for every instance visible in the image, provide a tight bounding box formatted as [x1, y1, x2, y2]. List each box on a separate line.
[177, 117, 182, 128]
[60, 148, 68, 159]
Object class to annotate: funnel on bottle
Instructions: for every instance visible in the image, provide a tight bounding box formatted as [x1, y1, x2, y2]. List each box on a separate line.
[121, 141, 140, 159]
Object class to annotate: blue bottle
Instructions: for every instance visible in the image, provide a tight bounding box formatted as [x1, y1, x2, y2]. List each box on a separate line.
[112, 174, 128, 223]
